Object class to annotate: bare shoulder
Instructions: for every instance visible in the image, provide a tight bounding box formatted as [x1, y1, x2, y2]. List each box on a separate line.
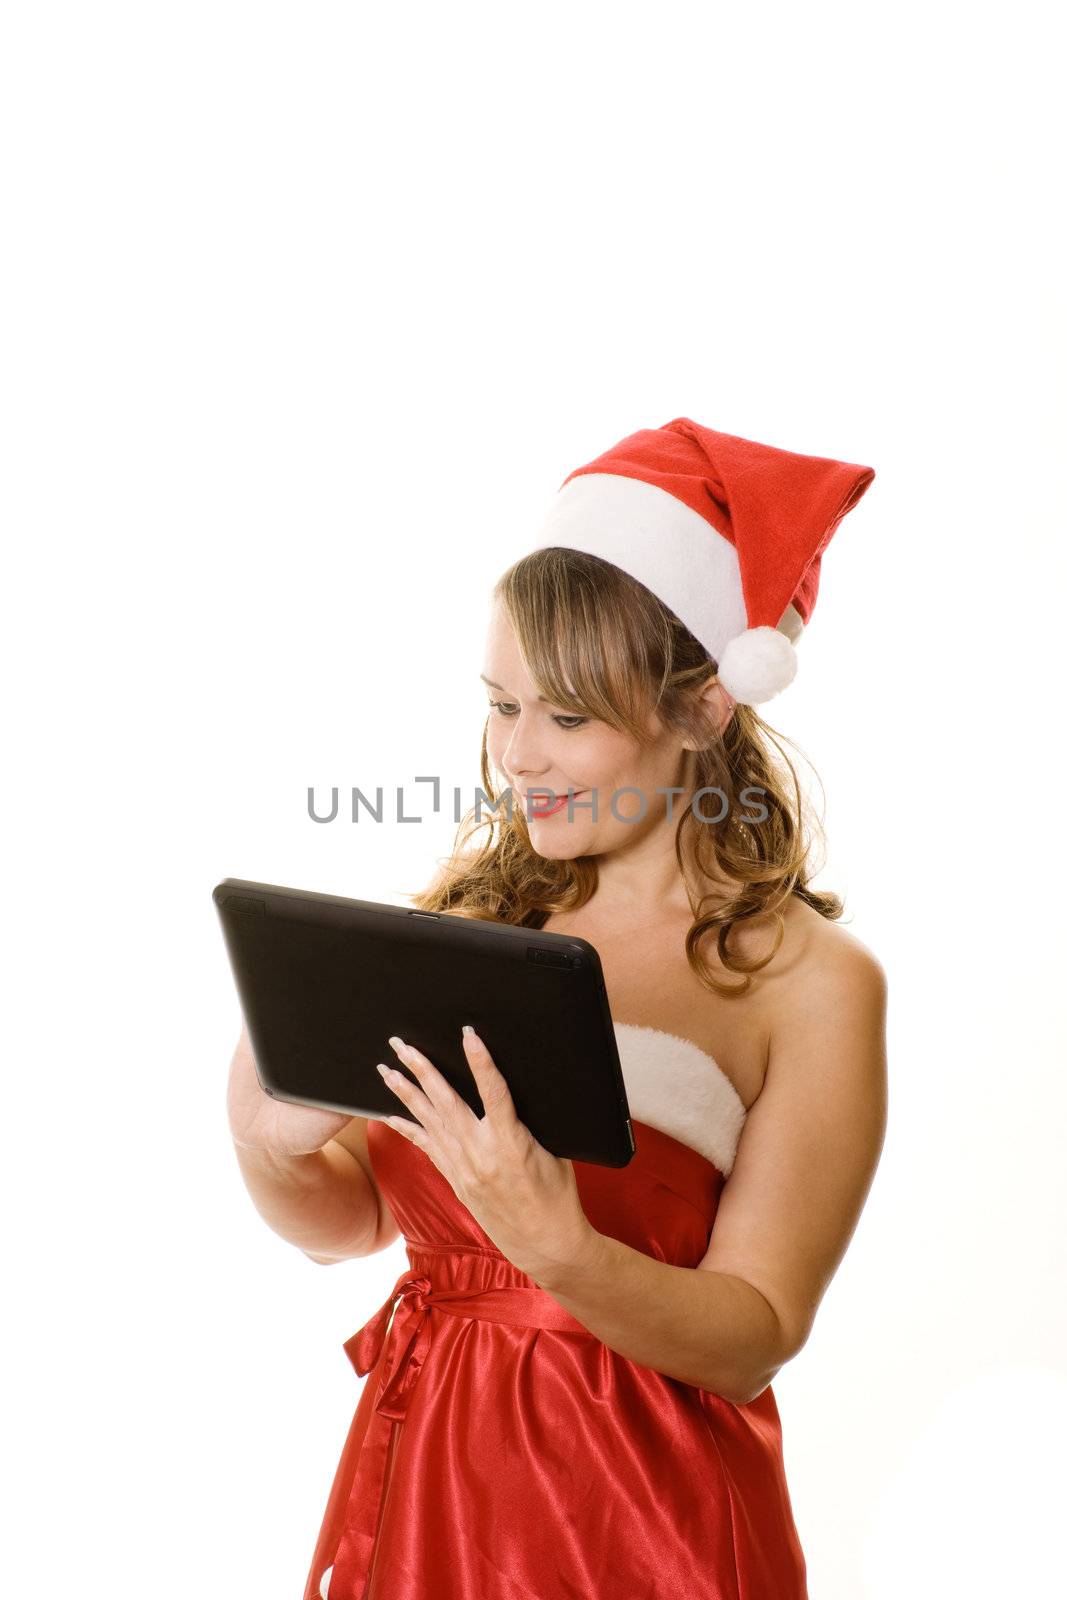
[792, 898, 885, 988]
[782, 897, 885, 1024]
[727, 895, 888, 1103]
[757, 899, 889, 1124]
[743, 894, 888, 1013]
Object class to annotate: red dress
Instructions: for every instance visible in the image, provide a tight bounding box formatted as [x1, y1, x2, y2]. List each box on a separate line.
[303, 1023, 809, 1599]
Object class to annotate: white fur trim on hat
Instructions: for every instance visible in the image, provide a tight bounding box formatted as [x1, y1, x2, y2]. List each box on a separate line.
[528, 473, 806, 705]
[529, 472, 748, 663]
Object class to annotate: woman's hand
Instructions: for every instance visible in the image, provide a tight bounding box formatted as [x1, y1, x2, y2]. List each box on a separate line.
[227, 1023, 354, 1159]
[376, 1026, 598, 1285]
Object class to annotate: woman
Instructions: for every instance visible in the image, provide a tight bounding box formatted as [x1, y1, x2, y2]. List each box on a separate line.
[229, 417, 888, 1599]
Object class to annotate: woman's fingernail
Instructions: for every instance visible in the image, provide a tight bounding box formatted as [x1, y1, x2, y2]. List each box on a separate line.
[376, 1062, 393, 1078]
[388, 1035, 410, 1060]
[462, 1024, 476, 1037]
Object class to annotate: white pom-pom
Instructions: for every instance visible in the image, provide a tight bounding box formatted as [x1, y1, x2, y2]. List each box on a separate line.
[717, 626, 798, 706]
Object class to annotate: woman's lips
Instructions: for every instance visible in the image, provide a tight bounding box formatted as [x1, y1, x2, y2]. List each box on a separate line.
[520, 789, 586, 817]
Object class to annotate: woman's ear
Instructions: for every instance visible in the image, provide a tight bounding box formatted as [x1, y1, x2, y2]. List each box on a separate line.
[680, 677, 736, 749]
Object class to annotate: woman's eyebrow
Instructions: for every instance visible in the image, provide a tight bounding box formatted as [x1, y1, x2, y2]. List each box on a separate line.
[479, 673, 549, 703]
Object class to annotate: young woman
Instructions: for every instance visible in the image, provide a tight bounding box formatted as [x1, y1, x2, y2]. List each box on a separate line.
[228, 417, 888, 1599]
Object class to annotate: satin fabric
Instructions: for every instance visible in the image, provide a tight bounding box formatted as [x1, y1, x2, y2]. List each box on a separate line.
[303, 1111, 808, 1599]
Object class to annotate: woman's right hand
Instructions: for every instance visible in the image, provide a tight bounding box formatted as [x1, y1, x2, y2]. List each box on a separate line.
[226, 1023, 356, 1160]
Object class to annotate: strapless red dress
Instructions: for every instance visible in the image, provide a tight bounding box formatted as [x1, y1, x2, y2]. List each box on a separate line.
[302, 1023, 809, 1599]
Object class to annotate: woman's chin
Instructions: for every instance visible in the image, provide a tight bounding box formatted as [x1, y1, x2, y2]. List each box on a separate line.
[527, 829, 589, 861]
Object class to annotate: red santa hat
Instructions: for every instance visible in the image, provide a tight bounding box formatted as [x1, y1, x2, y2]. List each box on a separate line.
[525, 417, 876, 706]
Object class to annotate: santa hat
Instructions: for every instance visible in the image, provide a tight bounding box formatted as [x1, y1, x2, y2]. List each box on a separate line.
[523, 417, 876, 706]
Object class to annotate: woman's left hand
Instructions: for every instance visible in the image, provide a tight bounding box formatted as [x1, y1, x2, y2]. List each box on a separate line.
[375, 1026, 597, 1286]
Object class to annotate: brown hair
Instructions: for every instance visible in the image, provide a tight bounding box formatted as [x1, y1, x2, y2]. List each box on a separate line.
[406, 547, 843, 997]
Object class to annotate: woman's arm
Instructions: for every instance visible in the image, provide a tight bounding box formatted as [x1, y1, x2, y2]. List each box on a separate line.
[530, 939, 889, 1405]
[233, 1136, 390, 1264]
[228, 1019, 399, 1264]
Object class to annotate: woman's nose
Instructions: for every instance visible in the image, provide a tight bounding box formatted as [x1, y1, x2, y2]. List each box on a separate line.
[502, 720, 550, 780]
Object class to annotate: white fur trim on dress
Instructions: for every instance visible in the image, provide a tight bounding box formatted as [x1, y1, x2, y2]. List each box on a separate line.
[613, 1022, 747, 1178]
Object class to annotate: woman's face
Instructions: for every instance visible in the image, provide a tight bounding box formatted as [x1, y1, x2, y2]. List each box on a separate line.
[481, 598, 696, 861]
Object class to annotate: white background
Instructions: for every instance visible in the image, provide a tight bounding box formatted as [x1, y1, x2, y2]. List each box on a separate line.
[4, 3, 1065, 1596]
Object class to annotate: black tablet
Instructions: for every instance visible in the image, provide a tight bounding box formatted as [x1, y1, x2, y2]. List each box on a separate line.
[213, 878, 636, 1167]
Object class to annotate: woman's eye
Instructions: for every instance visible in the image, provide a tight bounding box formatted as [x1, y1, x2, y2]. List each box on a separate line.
[487, 699, 588, 730]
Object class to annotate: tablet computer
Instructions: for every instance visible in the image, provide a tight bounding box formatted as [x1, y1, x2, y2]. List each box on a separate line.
[213, 877, 636, 1168]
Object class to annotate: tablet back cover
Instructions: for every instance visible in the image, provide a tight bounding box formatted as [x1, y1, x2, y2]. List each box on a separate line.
[214, 878, 635, 1167]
